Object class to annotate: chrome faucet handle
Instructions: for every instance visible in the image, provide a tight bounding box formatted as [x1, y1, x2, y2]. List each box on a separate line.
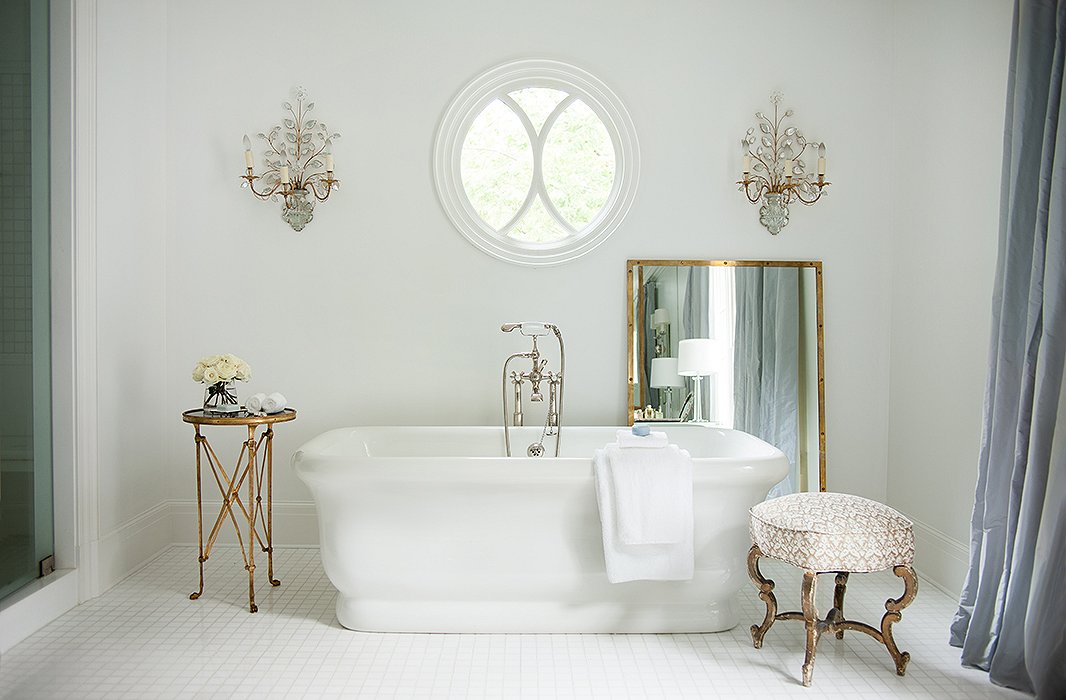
[547, 377, 558, 426]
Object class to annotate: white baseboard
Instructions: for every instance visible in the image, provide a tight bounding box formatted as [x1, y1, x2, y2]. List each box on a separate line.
[169, 499, 320, 548]
[95, 500, 174, 593]
[87, 499, 319, 600]
[0, 569, 78, 654]
[911, 518, 970, 597]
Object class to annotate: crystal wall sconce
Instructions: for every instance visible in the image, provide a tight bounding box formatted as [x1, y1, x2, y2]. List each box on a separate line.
[738, 92, 829, 235]
[241, 87, 340, 232]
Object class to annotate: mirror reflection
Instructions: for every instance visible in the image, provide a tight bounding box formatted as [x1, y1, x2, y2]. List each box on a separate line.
[627, 260, 825, 493]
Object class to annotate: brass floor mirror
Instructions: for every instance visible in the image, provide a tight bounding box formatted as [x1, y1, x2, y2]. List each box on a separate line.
[627, 259, 826, 492]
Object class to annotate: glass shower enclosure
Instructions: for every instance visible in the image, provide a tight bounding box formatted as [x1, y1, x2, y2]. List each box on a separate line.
[0, 0, 53, 603]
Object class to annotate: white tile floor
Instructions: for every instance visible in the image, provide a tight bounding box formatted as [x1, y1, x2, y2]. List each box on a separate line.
[0, 546, 1026, 699]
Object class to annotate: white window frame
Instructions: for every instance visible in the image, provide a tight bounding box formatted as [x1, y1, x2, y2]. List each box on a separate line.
[434, 59, 639, 266]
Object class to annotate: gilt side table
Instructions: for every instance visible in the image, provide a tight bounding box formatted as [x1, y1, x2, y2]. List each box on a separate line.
[182, 408, 297, 612]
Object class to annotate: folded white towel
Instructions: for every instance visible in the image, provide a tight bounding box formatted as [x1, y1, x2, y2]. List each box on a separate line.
[593, 444, 694, 583]
[607, 444, 691, 545]
[261, 392, 287, 414]
[246, 392, 267, 413]
[615, 429, 668, 449]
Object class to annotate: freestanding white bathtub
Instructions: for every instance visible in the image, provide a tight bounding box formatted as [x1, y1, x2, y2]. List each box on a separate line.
[293, 424, 788, 633]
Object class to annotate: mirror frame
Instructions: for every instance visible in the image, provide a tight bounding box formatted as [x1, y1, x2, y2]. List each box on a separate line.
[626, 259, 826, 491]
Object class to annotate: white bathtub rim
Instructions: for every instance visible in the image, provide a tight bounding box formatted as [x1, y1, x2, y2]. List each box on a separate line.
[292, 425, 788, 470]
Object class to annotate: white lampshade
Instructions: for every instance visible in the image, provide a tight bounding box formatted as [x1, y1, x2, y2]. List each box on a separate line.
[650, 357, 684, 388]
[651, 308, 670, 327]
[677, 338, 717, 377]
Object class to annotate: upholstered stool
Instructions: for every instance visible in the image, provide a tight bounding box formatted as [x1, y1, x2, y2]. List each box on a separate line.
[747, 492, 918, 687]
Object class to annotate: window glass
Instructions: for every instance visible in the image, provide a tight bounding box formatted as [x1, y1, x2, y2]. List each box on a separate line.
[460, 99, 533, 231]
[542, 98, 615, 230]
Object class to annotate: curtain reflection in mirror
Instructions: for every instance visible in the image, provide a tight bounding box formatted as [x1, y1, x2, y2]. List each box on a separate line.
[640, 277, 656, 412]
[734, 267, 800, 497]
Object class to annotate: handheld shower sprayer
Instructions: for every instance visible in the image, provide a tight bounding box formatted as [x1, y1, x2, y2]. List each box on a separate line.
[501, 322, 550, 337]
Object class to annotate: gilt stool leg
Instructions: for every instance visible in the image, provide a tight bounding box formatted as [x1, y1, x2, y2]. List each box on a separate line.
[882, 565, 918, 675]
[833, 572, 849, 639]
[800, 571, 821, 687]
[747, 545, 778, 648]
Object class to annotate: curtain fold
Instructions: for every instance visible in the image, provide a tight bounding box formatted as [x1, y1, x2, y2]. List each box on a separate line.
[732, 267, 800, 498]
[950, 1, 1066, 696]
[641, 279, 658, 412]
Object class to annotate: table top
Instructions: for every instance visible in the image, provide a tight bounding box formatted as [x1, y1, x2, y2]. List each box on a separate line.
[182, 408, 297, 426]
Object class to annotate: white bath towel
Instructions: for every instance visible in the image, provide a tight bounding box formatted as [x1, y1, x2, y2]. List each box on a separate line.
[608, 444, 691, 545]
[614, 429, 669, 449]
[261, 392, 287, 414]
[246, 392, 267, 413]
[593, 445, 694, 583]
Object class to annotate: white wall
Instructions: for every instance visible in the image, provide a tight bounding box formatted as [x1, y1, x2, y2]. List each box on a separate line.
[161, 0, 895, 525]
[92, 0, 170, 587]
[74, 0, 1013, 592]
[887, 0, 1012, 594]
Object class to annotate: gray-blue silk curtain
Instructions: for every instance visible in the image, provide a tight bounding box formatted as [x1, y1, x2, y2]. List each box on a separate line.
[949, 2, 1066, 696]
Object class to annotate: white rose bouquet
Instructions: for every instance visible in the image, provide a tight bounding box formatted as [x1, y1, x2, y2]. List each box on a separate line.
[194, 353, 251, 410]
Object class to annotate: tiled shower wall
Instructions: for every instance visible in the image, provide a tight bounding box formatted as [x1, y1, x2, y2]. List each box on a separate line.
[0, 60, 31, 359]
[0, 56, 32, 471]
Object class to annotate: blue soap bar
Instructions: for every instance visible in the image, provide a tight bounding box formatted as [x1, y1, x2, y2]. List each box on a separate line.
[632, 424, 651, 436]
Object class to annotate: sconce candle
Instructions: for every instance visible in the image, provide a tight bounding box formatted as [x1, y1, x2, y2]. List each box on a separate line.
[737, 92, 830, 235]
[240, 87, 341, 232]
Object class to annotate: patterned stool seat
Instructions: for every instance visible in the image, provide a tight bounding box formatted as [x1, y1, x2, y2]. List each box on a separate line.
[746, 492, 919, 687]
[749, 492, 915, 572]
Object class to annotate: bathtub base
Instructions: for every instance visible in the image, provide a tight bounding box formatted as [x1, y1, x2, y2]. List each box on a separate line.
[335, 595, 741, 634]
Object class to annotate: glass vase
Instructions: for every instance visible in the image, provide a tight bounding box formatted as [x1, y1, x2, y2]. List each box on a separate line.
[203, 380, 239, 413]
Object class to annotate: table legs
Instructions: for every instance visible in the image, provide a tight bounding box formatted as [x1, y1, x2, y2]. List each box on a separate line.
[190, 424, 279, 612]
[254, 428, 277, 588]
[246, 425, 257, 613]
[190, 427, 206, 601]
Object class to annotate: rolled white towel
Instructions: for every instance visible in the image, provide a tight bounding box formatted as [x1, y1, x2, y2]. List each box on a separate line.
[246, 392, 267, 413]
[261, 392, 287, 414]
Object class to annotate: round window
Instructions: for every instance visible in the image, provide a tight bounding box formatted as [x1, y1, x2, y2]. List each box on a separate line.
[434, 59, 639, 266]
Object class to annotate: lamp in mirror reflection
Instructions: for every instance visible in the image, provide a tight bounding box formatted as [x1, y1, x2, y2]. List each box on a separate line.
[738, 92, 830, 235]
[651, 307, 671, 357]
[677, 338, 717, 423]
[241, 87, 340, 232]
[650, 357, 684, 418]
